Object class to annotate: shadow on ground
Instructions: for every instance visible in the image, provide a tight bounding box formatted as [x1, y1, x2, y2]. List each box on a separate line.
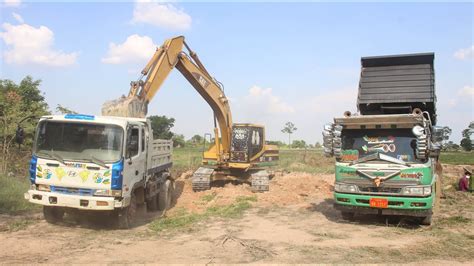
[308, 198, 422, 229]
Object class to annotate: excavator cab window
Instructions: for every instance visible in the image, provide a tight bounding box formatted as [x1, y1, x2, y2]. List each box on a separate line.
[230, 125, 264, 163]
[249, 127, 264, 159]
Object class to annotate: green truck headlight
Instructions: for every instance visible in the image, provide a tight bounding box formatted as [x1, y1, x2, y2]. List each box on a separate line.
[335, 183, 358, 193]
[402, 186, 431, 196]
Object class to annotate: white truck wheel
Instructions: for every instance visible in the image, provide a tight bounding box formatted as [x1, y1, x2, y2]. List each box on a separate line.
[158, 179, 174, 211]
[117, 193, 137, 229]
[146, 194, 158, 211]
[43, 206, 65, 224]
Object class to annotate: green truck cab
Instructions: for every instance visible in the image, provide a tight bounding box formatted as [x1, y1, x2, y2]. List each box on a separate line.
[323, 53, 450, 225]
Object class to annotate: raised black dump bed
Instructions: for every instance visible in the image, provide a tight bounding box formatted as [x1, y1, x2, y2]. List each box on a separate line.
[357, 53, 437, 125]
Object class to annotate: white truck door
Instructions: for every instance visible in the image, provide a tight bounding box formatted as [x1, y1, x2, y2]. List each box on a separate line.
[124, 124, 147, 192]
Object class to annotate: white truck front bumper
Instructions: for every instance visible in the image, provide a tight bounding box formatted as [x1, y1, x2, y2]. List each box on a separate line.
[25, 190, 126, 211]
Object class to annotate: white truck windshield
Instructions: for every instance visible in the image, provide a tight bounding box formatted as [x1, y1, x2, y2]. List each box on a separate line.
[34, 121, 124, 163]
[340, 128, 421, 163]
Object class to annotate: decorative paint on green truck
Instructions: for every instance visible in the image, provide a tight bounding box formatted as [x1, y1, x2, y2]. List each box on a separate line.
[323, 113, 450, 225]
[334, 163, 436, 211]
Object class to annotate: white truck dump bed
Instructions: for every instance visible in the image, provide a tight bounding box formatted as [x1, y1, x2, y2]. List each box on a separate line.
[148, 139, 173, 175]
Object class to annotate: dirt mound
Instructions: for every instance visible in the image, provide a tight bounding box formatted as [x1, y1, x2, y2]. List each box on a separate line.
[170, 171, 333, 215]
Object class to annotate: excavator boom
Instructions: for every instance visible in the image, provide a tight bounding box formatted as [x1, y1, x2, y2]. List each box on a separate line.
[101, 36, 233, 156]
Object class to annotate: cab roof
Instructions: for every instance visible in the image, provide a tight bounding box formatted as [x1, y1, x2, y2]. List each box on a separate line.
[39, 114, 147, 128]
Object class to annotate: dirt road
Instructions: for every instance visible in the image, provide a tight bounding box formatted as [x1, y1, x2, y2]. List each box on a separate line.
[0, 167, 472, 264]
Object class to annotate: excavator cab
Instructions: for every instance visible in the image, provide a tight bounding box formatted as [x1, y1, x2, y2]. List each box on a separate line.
[230, 124, 264, 163]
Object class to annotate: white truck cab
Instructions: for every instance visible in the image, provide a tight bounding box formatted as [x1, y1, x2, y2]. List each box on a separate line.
[24, 114, 173, 228]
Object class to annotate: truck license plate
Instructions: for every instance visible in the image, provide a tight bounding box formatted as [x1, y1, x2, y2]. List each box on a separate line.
[369, 198, 388, 208]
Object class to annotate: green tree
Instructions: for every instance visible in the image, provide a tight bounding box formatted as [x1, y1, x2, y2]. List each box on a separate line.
[460, 122, 473, 151]
[190, 134, 203, 144]
[267, 140, 286, 147]
[56, 104, 78, 114]
[292, 139, 307, 149]
[172, 134, 186, 148]
[460, 138, 472, 151]
[0, 76, 49, 173]
[149, 115, 175, 139]
[281, 122, 297, 148]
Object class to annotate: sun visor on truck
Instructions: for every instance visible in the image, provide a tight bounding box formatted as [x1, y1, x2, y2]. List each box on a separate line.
[357, 53, 437, 125]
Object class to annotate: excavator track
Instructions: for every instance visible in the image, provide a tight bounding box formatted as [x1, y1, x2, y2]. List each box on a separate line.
[192, 167, 213, 191]
[251, 170, 271, 192]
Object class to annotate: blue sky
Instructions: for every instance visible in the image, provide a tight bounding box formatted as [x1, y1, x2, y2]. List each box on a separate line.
[1, 1, 473, 144]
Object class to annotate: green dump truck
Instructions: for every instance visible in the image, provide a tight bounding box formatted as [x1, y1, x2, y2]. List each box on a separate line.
[323, 53, 450, 225]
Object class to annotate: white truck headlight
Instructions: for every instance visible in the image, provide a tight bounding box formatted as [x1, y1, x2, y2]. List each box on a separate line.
[37, 184, 51, 192]
[402, 186, 431, 196]
[94, 189, 121, 197]
[94, 189, 110, 196]
[335, 183, 358, 193]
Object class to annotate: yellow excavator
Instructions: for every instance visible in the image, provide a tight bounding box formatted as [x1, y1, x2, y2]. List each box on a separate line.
[102, 36, 279, 192]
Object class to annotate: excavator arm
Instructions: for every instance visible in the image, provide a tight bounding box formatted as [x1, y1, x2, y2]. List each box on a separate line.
[102, 36, 233, 159]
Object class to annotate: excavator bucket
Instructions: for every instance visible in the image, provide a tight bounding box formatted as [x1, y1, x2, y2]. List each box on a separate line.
[101, 95, 148, 118]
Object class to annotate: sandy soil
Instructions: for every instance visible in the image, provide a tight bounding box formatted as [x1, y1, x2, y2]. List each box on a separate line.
[0, 165, 472, 264]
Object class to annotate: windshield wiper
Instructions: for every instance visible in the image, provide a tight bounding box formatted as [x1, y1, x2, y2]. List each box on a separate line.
[36, 151, 54, 160]
[88, 156, 108, 169]
[349, 152, 379, 166]
[36, 151, 65, 165]
[50, 151, 66, 165]
[349, 152, 409, 167]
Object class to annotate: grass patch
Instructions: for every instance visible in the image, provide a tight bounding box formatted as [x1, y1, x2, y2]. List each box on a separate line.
[440, 151, 474, 165]
[206, 200, 252, 219]
[6, 219, 36, 232]
[149, 196, 256, 232]
[435, 215, 471, 227]
[0, 175, 39, 214]
[200, 192, 217, 202]
[171, 146, 203, 176]
[148, 210, 203, 233]
[236, 195, 257, 203]
[278, 149, 334, 174]
[171, 147, 335, 176]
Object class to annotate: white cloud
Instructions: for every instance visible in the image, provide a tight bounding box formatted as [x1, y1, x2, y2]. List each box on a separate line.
[0, 22, 78, 67]
[454, 45, 474, 60]
[458, 85, 474, 96]
[447, 85, 474, 107]
[131, 0, 192, 30]
[3, 0, 21, 7]
[244, 85, 295, 114]
[101, 34, 157, 64]
[12, 12, 23, 23]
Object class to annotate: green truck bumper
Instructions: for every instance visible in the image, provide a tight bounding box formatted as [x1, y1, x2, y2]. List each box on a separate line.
[334, 192, 433, 217]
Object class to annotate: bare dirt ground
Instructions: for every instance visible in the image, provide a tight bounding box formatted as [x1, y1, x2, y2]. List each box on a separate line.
[0, 165, 473, 264]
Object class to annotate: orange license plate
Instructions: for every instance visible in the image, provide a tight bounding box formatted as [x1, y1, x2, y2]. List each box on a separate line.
[369, 198, 388, 208]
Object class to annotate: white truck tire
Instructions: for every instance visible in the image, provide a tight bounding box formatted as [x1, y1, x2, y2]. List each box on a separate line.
[158, 179, 174, 212]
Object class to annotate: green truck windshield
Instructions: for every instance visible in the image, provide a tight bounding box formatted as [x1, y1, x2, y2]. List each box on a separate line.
[340, 128, 421, 163]
[34, 121, 124, 163]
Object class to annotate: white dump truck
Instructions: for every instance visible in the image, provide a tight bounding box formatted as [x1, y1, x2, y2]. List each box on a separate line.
[22, 114, 173, 228]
